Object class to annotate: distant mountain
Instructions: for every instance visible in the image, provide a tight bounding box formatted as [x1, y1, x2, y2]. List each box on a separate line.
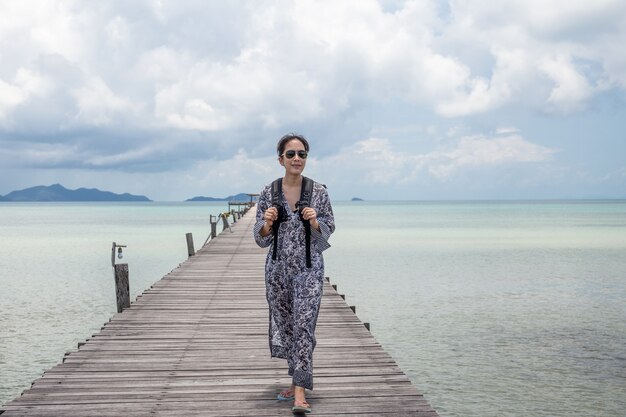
[2, 184, 151, 202]
[186, 193, 254, 202]
[351, 197, 364, 201]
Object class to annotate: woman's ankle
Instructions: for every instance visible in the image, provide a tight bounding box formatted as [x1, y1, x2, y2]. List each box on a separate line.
[294, 385, 306, 402]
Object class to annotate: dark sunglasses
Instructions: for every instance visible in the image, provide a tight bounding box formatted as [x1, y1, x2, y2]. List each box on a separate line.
[282, 150, 308, 159]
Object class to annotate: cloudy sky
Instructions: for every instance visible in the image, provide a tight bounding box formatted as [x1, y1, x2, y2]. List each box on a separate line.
[1, 0, 625, 200]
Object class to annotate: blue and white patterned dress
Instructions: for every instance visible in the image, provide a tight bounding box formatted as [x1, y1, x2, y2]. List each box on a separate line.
[253, 180, 335, 390]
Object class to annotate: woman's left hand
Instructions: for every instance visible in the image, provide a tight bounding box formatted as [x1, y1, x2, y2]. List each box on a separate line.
[301, 207, 320, 230]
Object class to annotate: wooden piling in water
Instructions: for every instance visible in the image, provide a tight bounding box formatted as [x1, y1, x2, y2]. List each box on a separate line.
[185, 232, 195, 257]
[209, 215, 217, 238]
[113, 263, 129, 313]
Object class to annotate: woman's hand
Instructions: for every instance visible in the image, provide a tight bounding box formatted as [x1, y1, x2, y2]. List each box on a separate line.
[301, 207, 320, 231]
[264, 207, 279, 227]
[259, 207, 279, 237]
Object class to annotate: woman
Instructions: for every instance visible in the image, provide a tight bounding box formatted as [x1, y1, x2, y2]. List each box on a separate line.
[254, 133, 335, 414]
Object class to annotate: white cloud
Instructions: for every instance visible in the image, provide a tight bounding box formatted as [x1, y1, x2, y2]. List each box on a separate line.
[496, 127, 520, 135]
[0, 79, 27, 123]
[435, 0, 626, 115]
[426, 134, 556, 179]
[134, 47, 192, 83]
[540, 54, 594, 114]
[313, 132, 556, 188]
[1, 0, 624, 131]
[72, 77, 135, 126]
[104, 16, 130, 44]
[0, 1, 91, 66]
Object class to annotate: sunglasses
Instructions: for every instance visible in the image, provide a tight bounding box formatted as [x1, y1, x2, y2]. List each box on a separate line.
[281, 150, 308, 159]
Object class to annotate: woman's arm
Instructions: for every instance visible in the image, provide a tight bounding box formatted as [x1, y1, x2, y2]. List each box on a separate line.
[253, 185, 274, 248]
[310, 184, 335, 253]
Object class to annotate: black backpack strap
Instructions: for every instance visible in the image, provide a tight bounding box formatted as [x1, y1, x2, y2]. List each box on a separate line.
[271, 178, 283, 261]
[297, 177, 314, 268]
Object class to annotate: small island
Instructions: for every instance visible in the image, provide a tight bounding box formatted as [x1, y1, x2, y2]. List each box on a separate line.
[351, 197, 364, 201]
[1, 184, 151, 202]
[186, 193, 252, 202]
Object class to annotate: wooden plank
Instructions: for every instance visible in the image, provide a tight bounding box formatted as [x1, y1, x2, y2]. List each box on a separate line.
[0, 209, 439, 416]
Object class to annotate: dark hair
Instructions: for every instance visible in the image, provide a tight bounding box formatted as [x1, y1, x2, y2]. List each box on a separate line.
[277, 133, 309, 156]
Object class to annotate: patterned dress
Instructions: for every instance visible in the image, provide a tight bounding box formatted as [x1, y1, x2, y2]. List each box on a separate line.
[253, 180, 335, 390]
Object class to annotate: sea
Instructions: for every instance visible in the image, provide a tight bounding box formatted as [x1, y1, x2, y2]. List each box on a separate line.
[1, 200, 625, 417]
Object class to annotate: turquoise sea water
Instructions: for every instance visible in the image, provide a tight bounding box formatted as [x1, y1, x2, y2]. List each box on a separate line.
[1, 200, 625, 417]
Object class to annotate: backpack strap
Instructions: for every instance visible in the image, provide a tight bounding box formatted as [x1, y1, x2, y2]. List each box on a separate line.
[270, 176, 315, 268]
[271, 178, 283, 261]
[297, 176, 314, 268]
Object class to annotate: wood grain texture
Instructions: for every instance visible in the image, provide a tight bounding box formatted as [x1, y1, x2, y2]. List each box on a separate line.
[0, 208, 439, 416]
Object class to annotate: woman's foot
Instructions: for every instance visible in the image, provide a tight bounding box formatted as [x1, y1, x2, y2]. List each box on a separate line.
[292, 386, 311, 413]
[277, 385, 295, 401]
[292, 400, 311, 414]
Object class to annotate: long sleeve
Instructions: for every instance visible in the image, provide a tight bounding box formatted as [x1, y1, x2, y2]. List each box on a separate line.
[310, 184, 335, 253]
[254, 185, 273, 248]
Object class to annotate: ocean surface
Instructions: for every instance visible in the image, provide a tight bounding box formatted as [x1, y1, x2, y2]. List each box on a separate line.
[1, 200, 625, 417]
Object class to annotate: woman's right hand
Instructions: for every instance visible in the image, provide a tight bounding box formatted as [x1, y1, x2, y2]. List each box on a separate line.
[264, 207, 279, 228]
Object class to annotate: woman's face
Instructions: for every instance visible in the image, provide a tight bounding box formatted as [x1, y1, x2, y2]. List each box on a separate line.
[279, 139, 307, 176]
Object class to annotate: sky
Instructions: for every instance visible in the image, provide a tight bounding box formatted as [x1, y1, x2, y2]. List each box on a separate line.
[1, 0, 625, 201]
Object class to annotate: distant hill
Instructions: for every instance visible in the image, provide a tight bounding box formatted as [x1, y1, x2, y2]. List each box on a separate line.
[186, 193, 253, 202]
[2, 184, 151, 202]
[351, 197, 364, 201]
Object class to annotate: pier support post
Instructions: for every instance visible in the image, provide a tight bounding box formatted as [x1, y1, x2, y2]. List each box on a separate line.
[186, 233, 195, 257]
[210, 216, 217, 239]
[221, 213, 229, 230]
[113, 263, 130, 313]
[231, 209, 237, 223]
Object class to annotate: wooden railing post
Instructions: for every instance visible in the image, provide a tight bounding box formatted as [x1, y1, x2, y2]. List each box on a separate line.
[231, 209, 237, 223]
[186, 233, 195, 257]
[221, 213, 229, 230]
[111, 242, 130, 313]
[113, 263, 130, 313]
[210, 215, 217, 239]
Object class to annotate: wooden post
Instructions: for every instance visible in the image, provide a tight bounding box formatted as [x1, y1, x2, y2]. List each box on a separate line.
[221, 213, 229, 230]
[210, 215, 217, 239]
[186, 233, 195, 257]
[113, 263, 130, 313]
[231, 209, 237, 223]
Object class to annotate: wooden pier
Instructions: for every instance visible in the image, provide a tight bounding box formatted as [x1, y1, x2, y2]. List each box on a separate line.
[0, 209, 439, 416]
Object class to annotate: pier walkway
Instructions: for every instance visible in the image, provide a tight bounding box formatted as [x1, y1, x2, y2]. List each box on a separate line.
[1, 209, 439, 416]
